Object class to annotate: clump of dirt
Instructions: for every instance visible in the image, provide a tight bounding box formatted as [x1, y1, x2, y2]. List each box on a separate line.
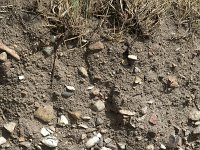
[0, 0, 199, 149]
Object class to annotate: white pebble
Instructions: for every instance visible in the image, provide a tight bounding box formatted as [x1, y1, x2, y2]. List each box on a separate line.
[42, 136, 58, 148]
[18, 75, 25, 80]
[87, 86, 94, 90]
[58, 115, 69, 126]
[65, 86, 75, 91]
[41, 127, 51, 137]
[160, 143, 166, 149]
[0, 137, 7, 145]
[128, 55, 137, 60]
[78, 124, 88, 129]
[101, 147, 112, 150]
[85, 133, 102, 148]
[4, 122, 16, 133]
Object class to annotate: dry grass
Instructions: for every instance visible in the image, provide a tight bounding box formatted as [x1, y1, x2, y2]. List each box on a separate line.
[48, 0, 200, 40]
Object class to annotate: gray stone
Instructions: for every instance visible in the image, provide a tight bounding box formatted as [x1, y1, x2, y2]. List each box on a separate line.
[4, 122, 16, 133]
[117, 142, 126, 149]
[85, 133, 102, 148]
[91, 100, 105, 112]
[61, 91, 74, 98]
[58, 115, 69, 126]
[43, 46, 54, 56]
[193, 126, 200, 134]
[189, 110, 200, 121]
[128, 55, 137, 60]
[96, 117, 104, 126]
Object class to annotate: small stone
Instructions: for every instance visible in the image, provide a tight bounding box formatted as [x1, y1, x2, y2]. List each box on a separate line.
[78, 124, 88, 129]
[58, 115, 69, 126]
[87, 86, 94, 90]
[0, 52, 7, 62]
[68, 111, 81, 120]
[88, 41, 104, 52]
[167, 76, 179, 88]
[20, 141, 31, 148]
[0, 61, 11, 73]
[149, 114, 158, 125]
[41, 127, 51, 137]
[134, 67, 141, 73]
[65, 86, 75, 91]
[193, 126, 200, 134]
[91, 100, 105, 112]
[141, 106, 148, 115]
[4, 122, 16, 133]
[189, 110, 200, 121]
[101, 147, 112, 150]
[43, 46, 54, 56]
[42, 136, 58, 148]
[34, 105, 55, 122]
[119, 110, 136, 116]
[85, 133, 102, 148]
[134, 76, 142, 84]
[104, 138, 112, 144]
[78, 67, 88, 77]
[0, 137, 7, 145]
[81, 134, 87, 140]
[18, 75, 25, 80]
[100, 129, 108, 134]
[96, 118, 104, 126]
[90, 88, 100, 97]
[168, 134, 180, 148]
[146, 144, 154, 150]
[61, 91, 74, 98]
[81, 116, 91, 120]
[128, 55, 137, 60]
[117, 142, 126, 149]
[160, 143, 166, 149]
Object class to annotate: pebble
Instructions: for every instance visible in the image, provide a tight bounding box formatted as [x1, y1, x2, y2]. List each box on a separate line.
[167, 76, 179, 88]
[193, 126, 200, 134]
[90, 88, 100, 97]
[88, 41, 104, 51]
[134, 67, 141, 73]
[91, 100, 105, 112]
[0, 61, 11, 73]
[78, 67, 88, 77]
[146, 144, 154, 150]
[20, 141, 31, 148]
[34, 105, 55, 122]
[160, 143, 166, 149]
[61, 91, 74, 98]
[141, 106, 148, 115]
[81, 134, 87, 140]
[58, 115, 69, 126]
[81, 116, 91, 120]
[134, 76, 142, 84]
[104, 138, 112, 144]
[0, 137, 7, 145]
[189, 110, 200, 121]
[65, 86, 75, 91]
[4, 122, 16, 133]
[168, 134, 180, 148]
[43, 46, 54, 56]
[68, 111, 81, 120]
[78, 124, 88, 129]
[117, 142, 126, 149]
[101, 147, 112, 150]
[42, 136, 58, 148]
[149, 114, 158, 125]
[128, 55, 137, 60]
[40, 127, 51, 136]
[119, 110, 136, 116]
[87, 86, 94, 90]
[18, 75, 25, 80]
[0, 52, 7, 62]
[85, 133, 102, 148]
[96, 117, 104, 126]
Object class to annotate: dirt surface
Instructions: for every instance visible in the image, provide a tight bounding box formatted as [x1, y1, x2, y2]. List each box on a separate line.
[0, 0, 200, 150]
